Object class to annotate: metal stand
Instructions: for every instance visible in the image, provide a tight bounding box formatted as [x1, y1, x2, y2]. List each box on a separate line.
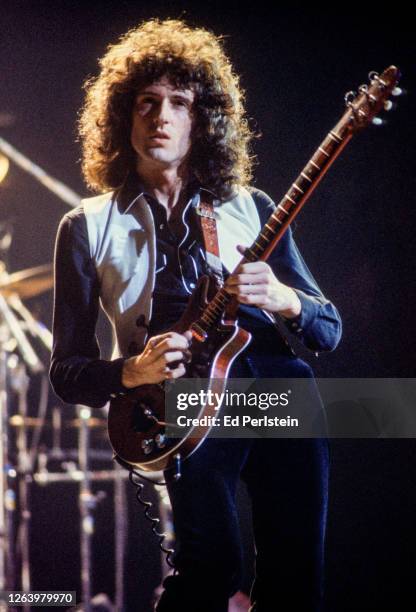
[0, 345, 13, 612]
[78, 406, 94, 612]
[113, 463, 127, 612]
[77, 404, 128, 612]
[13, 361, 31, 612]
[0, 289, 47, 611]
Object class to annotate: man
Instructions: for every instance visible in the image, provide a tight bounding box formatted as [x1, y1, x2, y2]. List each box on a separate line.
[50, 19, 342, 612]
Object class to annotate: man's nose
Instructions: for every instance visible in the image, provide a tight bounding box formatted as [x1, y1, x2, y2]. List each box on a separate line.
[153, 99, 171, 125]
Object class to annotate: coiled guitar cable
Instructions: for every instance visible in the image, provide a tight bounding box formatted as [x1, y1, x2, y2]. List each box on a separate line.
[128, 467, 175, 569]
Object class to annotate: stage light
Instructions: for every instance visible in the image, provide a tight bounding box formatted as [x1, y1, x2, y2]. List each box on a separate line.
[0, 153, 9, 183]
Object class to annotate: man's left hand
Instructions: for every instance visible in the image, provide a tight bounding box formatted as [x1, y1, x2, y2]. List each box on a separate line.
[224, 246, 301, 319]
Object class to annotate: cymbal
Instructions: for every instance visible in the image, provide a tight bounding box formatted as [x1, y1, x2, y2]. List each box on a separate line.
[0, 263, 53, 299]
[68, 417, 107, 429]
[9, 415, 50, 428]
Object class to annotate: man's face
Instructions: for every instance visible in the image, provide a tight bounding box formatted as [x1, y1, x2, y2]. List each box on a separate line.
[131, 77, 195, 173]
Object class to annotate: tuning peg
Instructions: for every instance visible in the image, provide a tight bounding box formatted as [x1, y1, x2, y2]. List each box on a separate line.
[384, 100, 393, 111]
[392, 87, 402, 96]
[372, 117, 384, 126]
[344, 90, 357, 107]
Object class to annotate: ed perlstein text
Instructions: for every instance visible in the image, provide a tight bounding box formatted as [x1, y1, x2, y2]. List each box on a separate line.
[175, 389, 299, 429]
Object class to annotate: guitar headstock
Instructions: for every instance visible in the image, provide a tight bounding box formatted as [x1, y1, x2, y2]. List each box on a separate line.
[344, 65, 401, 132]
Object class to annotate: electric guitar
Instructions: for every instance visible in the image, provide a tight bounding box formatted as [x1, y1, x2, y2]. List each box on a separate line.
[108, 66, 401, 476]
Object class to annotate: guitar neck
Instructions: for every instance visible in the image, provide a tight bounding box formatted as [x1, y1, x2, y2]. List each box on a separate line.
[192, 117, 354, 337]
[244, 116, 353, 264]
[190, 66, 400, 336]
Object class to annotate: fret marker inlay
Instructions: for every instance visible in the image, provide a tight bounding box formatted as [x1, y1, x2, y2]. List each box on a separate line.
[329, 131, 342, 143]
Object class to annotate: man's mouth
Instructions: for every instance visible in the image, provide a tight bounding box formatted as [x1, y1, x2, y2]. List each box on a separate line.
[149, 132, 170, 140]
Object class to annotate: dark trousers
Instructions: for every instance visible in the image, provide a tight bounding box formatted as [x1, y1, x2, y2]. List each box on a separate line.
[156, 354, 330, 612]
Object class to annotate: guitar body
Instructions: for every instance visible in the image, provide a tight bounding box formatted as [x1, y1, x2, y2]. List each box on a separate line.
[108, 275, 252, 472]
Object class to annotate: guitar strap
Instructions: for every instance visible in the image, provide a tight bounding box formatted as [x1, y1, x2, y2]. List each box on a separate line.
[195, 192, 296, 356]
[195, 192, 297, 354]
[195, 193, 224, 285]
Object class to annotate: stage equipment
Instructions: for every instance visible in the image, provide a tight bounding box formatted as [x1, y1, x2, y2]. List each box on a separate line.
[0, 137, 81, 207]
[33, 411, 129, 612]
[0, 154, 9, 184]
[0, 264, 53, 300]
[0, 298, 50, 611]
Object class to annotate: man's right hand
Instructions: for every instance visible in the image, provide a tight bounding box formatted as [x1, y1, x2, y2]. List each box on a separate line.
[121, 330, 192, 388]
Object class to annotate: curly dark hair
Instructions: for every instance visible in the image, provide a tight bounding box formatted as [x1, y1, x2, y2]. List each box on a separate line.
[78, 18, 255, 200]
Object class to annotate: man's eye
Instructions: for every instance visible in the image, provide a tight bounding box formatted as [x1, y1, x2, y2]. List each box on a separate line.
[139, 98, 153, 105]
[173, 99, 188, 107]
[136, 97, 154, 108]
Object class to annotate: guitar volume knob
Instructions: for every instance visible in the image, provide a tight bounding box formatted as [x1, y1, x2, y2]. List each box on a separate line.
[138, 402, 152, 415]
[155, 433, 166, 448]
[141, 439, 154, 455]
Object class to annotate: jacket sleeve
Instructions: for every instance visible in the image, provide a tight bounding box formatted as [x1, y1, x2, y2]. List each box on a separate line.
[251, 188, 342, 352]
[49, 209, 127, 408]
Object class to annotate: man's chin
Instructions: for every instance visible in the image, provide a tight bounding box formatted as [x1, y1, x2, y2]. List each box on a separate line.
[144, 151, 178, 167]
[145, 145, 166, 155]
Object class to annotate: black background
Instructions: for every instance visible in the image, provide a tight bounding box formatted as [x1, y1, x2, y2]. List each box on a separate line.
[1, 2, 415, 610]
